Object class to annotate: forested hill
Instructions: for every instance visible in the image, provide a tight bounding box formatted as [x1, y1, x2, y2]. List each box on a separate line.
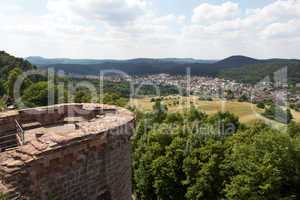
[30, 55, 264, 76]
[215, 55, 260, 68]
[0, 51, 36, 91]
[0, 51, 37, 103]
[0, 51, 35, 79]
[219, 60, 300, 84]
[26, 54, 300, 84]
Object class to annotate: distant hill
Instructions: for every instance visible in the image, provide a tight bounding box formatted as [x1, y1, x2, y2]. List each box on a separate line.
[159, 58, 217, 64]
[26, 55, 300, 84]
[219, 60, 300, 84]
[27, 56, 217, 66]
[28, 55, 261, 76]
[215, 55, 261, 68]
[26, 56, 115, 66]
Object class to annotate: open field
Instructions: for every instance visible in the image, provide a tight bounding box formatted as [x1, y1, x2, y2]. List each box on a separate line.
[130, 96, 300, 125]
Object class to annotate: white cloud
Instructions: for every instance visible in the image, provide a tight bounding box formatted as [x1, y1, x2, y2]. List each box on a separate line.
[46, 0, 148, 26]
[1, 0, 300, 59]
[0, 1, 23, 13]
[192, 2, 240, 24]
[261, 20, 300, 39]
[181, 0, 300, 58]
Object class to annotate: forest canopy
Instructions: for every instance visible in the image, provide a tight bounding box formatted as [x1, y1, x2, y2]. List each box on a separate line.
[133, 102, 300, 200]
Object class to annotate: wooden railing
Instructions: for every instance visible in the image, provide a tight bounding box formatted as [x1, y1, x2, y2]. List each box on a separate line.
[15, 120, 25, 146]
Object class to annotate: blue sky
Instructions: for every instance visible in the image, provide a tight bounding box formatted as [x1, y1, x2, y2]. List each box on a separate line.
[0, 0, 299, 59]
[5, 0, 275, 16]
[151, 0, 274, 16]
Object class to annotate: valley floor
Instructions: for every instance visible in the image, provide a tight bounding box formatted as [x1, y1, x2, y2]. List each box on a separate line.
[130, 96, 300, 126]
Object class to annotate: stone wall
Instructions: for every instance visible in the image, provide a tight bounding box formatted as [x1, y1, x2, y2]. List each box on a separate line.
[0, 104, 134, 200]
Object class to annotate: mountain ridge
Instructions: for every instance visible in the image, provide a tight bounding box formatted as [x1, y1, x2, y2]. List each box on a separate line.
[24, 54, 300, 83]
[25, 55, 300, 78]
[28, 55, 300, 67]
[27, 56, 218, 66]
[27, 55, 265, 77]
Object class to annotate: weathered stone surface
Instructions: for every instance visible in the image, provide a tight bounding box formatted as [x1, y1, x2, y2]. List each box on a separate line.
[29, 141, 48, 152]
[0, 104, 134, 200]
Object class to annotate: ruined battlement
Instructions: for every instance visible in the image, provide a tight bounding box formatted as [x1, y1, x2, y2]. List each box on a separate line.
[0, 104, 135, 200]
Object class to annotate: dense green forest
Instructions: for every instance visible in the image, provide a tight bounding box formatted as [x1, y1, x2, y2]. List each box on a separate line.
[133, 101, 300, 200]
[0, 51, 35, 74]
[220, 61, 300, 84]
[0, 51, 37, 109]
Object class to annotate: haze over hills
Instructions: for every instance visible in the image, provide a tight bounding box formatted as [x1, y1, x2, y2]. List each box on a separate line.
[27, 55, 262, 76]
[26, 55, 300, 84]
[2, 49, 300, 103]
[27, 56, 218, 66]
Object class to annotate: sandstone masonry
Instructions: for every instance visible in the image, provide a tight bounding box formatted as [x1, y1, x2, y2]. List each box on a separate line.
[0, 104, 135, 200]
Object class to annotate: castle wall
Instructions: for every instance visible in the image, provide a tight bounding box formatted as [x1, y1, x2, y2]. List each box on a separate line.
[0, 104, 134, 200]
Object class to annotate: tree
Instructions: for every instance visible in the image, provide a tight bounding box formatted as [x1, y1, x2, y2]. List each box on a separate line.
[238, 94, 248, 102]
[153, 100, 168, 122]
[225, 90, 235, 100]
[223, 128, 300, 199]
[4, 68, 32, 99]
[184, 139, 227, 200]
[21, 82, 58, 107]
[0, 98, 7, 111]
[74, 88, 92, 103]
[0, 193, 7, 200]
[184, 105, 207, 122]
[133, 130, 171, 200]
[133, 108, 300, 200]
[102, 92, 128, 107]
[152, 136, 187, 200]
[257, 102, 265, 109]
[164, 112, 184, 124]
[0, 81, 5, 96]
[287, 122, 300, 138]
[263, 104, 293, 124]
[209, 112, 240, 136]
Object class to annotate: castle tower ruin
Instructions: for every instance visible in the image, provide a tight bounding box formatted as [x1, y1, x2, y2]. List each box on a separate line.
[0, 104, 135, 200]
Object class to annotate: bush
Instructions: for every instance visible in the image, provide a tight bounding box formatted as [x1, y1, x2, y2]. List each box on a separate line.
[74, 88, 92, 103]
[0, 193, 7, 200]
[0, 98, 7, 111]
[102, 92, 128, 107]
[263, 104, 293, 124]
[199, 96, 213, 101]
[22, 82, 57, 107]
[256, 102, 265, 109]
[238, 94, 248, 102]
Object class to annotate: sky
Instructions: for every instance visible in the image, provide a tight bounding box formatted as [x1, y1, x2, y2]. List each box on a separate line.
[0, 0, 299, 59]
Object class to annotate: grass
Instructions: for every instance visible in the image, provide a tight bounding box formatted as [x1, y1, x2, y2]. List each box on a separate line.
[291, 110, 300, 123]
[130, 96, 300, 126]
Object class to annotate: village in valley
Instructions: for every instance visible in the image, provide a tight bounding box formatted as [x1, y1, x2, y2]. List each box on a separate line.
[114, 73, 300, 125]
[97, 73, 298, 105]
